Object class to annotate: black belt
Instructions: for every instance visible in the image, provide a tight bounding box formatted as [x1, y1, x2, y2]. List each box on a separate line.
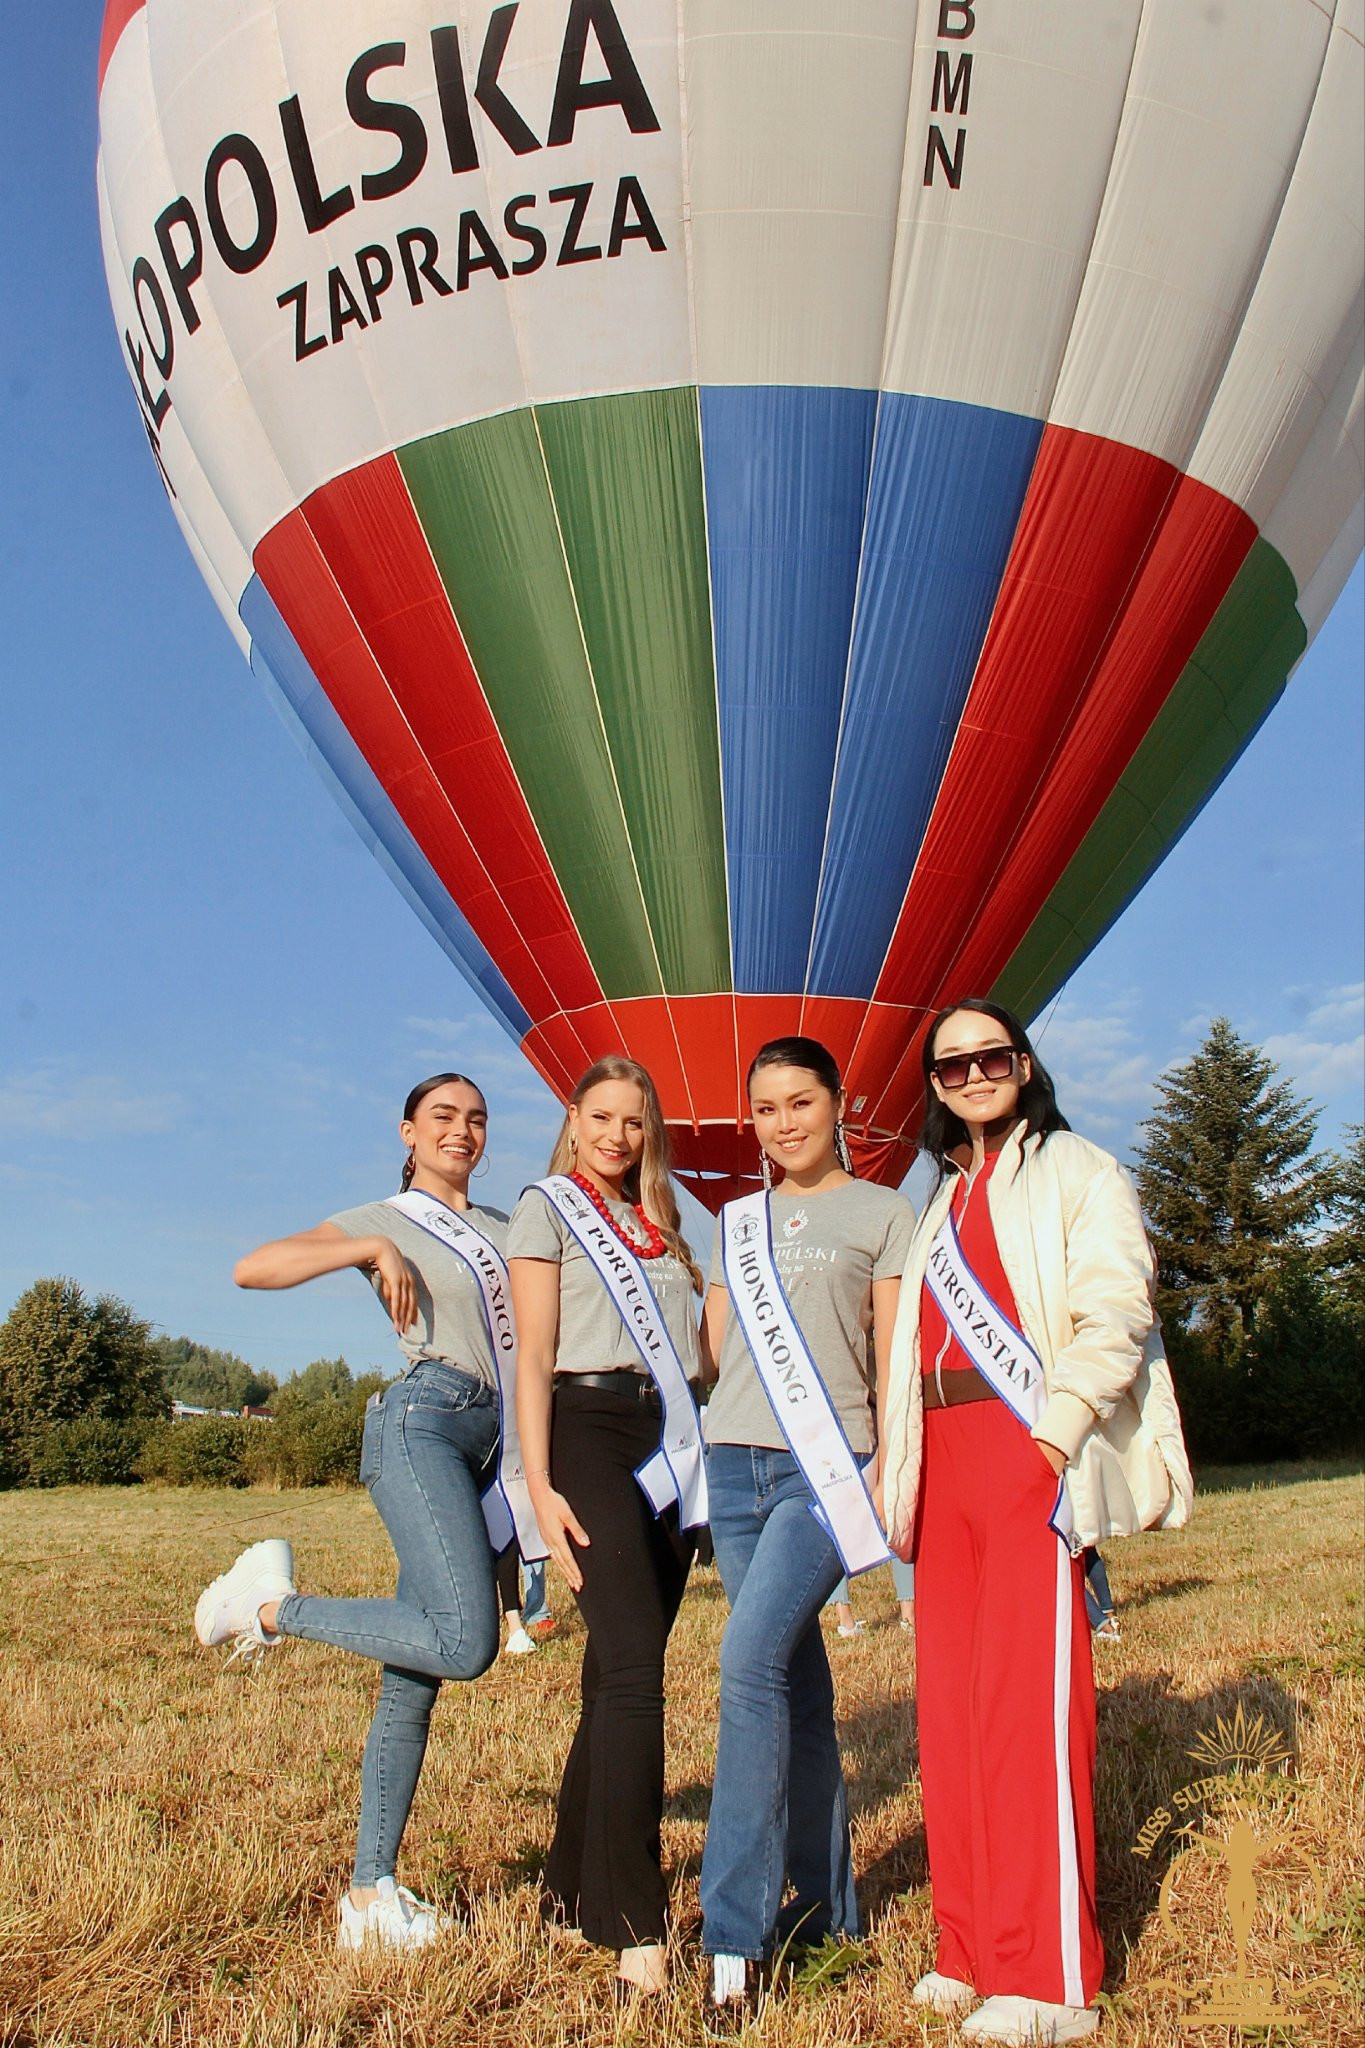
[922, 1365, 999, 1411]
[556, 1370, 661, 1407]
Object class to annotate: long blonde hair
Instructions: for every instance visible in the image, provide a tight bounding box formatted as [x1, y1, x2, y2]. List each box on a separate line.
[548, 1056, 703, 1293]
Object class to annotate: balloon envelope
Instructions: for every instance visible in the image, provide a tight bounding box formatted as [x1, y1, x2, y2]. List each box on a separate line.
[98, 0, 1363, 1205]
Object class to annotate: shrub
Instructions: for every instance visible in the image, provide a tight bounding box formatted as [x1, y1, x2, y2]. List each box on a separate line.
[139, 1416, 258, 1488]
[264, 1398, 365, 1487]
[28, 1416, 153, 1487]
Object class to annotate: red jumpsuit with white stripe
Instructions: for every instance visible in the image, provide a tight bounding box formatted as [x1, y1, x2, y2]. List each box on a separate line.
[913, 1149, 1103, 2005]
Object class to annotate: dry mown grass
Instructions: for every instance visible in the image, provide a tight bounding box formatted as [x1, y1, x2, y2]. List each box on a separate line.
[1, 1461, 1360, 2047]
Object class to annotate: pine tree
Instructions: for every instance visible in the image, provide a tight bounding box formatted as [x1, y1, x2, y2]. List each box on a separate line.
[1135, 1019, 1325, 1348]
[0, 1278, 167, 1484]
[1318, 1123, 1365, 1310]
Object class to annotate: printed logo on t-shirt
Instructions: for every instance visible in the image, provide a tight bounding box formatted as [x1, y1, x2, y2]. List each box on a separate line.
[782, 1208, 810, 1240]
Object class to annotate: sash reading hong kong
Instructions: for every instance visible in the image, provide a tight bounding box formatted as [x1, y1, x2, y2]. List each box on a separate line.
[721, 1192, 891, 1577]
[923, 1208, 1075, 1546]
[535, 1177, 708, 1529]
[385, 1191, 547, 1563]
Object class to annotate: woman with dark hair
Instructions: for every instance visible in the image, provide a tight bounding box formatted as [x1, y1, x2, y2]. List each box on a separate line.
[880, 1002, 1192, 2046]
[196, 1073, 528, 1949]
[699, 1036, 916, 2021]
[510, 1056, 707, 2002]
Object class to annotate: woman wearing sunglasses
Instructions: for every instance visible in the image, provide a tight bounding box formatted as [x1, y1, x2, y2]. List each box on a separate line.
[879, 1001, 1191, 2047]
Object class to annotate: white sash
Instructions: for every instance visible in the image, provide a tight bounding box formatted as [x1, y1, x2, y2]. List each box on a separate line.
[721, 1192, 891, 1577]
[535, 1176, 708, 1530]
[924, 1208, 1074, 1545]
[385, 1192, 547, 1562]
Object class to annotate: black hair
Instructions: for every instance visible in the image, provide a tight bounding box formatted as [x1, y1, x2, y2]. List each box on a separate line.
[918, 999, 1068, 1177]
[746, 1037, 853, 1177]
[399, 1072, 485, 1190]
[745, 1036, 843, 1100]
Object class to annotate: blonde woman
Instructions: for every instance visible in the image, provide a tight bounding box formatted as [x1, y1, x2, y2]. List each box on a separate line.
[510, 1057, 707, 2001]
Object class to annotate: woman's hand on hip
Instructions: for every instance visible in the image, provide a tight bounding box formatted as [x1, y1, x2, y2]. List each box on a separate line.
[532, 1483, 590, 1593]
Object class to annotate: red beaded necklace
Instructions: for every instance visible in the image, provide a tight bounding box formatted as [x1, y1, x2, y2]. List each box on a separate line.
[570, 1170, 669, 1260]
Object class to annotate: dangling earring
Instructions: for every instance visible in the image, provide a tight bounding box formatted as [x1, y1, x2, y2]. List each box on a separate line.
[569, 1127, 578, 1155]
[835, 1119, 853, 1175]
[400, 1148, 416, 1191]
[760, 1147, 773, 1192]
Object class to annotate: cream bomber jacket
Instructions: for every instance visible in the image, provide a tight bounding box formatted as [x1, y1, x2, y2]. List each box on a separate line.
[881, 1124, 1193, 1555]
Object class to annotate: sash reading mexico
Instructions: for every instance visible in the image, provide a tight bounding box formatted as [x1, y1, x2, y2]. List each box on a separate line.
[721, 1192, 891, 1577]
[386, 1191, 547, 1562]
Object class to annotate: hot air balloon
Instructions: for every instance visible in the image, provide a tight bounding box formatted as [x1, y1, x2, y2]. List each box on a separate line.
[97, 0, 1363, 1207]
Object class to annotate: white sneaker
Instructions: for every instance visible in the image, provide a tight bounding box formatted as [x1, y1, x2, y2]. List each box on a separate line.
[912, 1970, 978, 2015]
[504, 1626, 537, 1656]
[962, 1995, 1098, 2043]
[337, 1876, 452, 1950]
[836, 1619, 866, 1638]
[195, 1539, 295, 1661]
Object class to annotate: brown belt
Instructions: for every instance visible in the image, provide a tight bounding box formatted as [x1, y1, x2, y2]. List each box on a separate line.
[921, 1366, 998, 1411]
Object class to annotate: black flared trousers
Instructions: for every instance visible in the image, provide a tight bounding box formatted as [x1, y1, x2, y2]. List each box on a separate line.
[541, 1379, 694, 1949]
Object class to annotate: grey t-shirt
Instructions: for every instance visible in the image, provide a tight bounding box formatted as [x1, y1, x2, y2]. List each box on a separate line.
[506, 1185, 703, 1378]
[329, 1198, 509, 1388]
[704, 1180, 917, 1452]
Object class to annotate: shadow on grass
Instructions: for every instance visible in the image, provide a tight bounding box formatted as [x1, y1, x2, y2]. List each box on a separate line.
[1120, 1574, 1214, 1610]
[1192, 1455, 1362, 1496]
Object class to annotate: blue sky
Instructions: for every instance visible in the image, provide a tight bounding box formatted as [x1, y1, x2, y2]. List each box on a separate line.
[2, 10, 1361, 1379]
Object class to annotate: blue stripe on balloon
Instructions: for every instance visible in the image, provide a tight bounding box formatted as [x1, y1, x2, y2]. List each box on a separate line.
[701, 385, 878, 992]
[807, 394, 1044, 998]
[239, 576, 533, 1041]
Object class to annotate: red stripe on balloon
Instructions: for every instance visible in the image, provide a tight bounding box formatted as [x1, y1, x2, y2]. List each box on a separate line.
[98, 0, 145, 94]
[263, 458, 607, 1019]
[255, 496, 591, 1031]
[519, 992, 909, 1212]
[867, 444, 1254, 1136]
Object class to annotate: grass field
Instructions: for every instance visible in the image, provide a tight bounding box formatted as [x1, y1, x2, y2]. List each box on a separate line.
[1, 1461, 1360, 2048]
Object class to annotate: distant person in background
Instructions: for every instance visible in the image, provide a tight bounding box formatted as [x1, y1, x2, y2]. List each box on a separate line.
[496, 1543, 553, 1655]
[881, 1000, 1192, 2046]
[196, 1073, 517, 1951]
[823, 1558, 915, 1637]
[1082, 1548, 1120, 1644]
[510, 1057, 708, 2005]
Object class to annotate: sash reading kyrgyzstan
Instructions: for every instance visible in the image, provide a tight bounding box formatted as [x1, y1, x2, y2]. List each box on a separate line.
[533, 1177, 708, 1530]
[721, 1192, 890, 1576]
[923, 1207, 1074, 1546]
[386, 1191, 547, 1562]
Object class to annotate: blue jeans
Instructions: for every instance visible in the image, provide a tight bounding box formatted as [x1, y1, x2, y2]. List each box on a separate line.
[700, 1445, 862, 1959]
[523, 1560, 550, 1627]
[273, 1362, 500, 1885]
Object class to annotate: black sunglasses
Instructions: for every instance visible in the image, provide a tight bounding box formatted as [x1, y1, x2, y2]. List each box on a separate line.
[930, 1046, 1019, 1091]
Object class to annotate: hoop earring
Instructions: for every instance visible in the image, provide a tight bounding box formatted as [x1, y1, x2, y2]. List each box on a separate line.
[400, 1148, 416, 1191]
[760, 1148, 773, 1193]
[472, 1156, 491, 1180]
[835, 1120, 854, 1175]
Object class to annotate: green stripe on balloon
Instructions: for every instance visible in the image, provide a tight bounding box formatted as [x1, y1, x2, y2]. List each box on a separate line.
[399, 390, 730, 1002]
[992, 537, 1307, 1024]
[536, 388, 730, 996]
[399, 407, 661, 1000]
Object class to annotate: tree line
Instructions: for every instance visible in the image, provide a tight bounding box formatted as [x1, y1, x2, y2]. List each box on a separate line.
[0, 1296, 383, 1489]
[0, 1017, 1359, 1488]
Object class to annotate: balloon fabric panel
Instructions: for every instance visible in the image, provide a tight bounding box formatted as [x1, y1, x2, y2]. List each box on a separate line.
[96, 0, 1363, 1208]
